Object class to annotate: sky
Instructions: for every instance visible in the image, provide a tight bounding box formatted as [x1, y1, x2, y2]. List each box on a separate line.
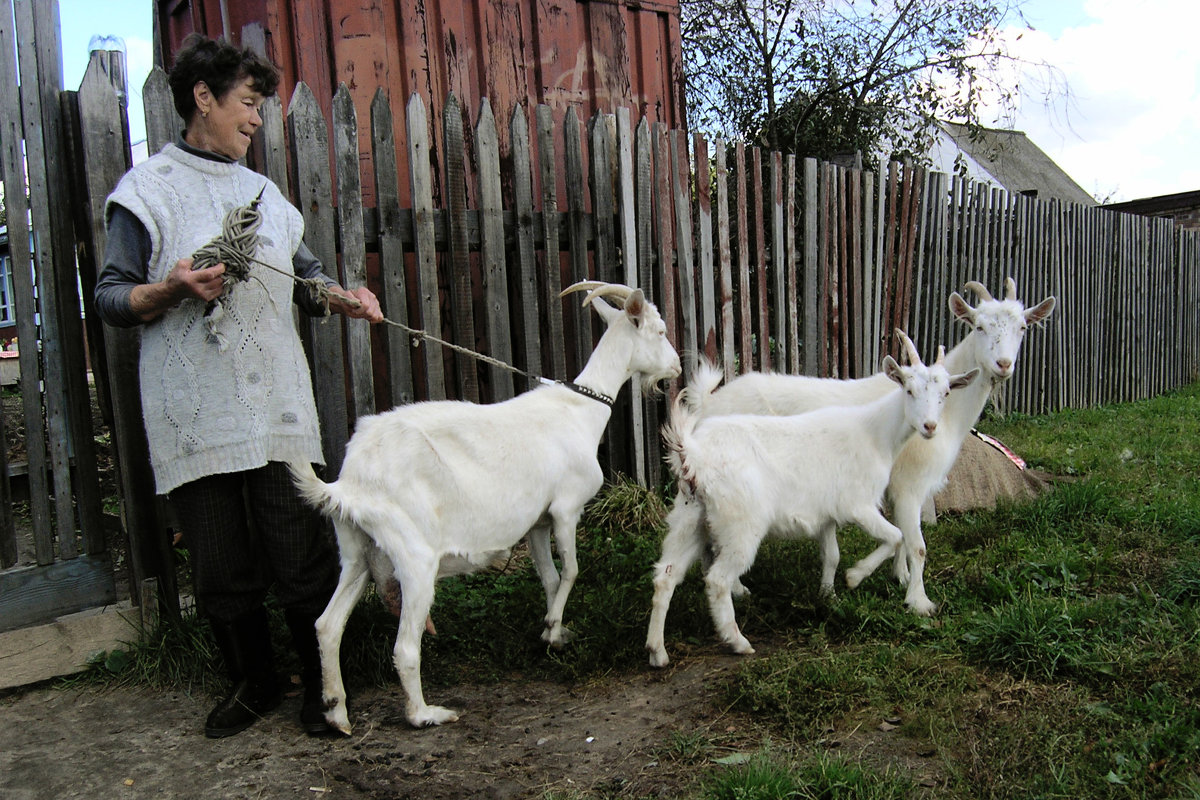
[56, 0, 1200, 204]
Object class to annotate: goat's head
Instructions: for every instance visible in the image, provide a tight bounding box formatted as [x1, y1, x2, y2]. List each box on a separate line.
[948, 277, 1056, 382]
[884, 330, 980, 439]
[562, 281, 682, 390]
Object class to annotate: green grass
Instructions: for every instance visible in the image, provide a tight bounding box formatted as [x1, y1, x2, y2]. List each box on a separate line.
[76, 382, 1200, 797]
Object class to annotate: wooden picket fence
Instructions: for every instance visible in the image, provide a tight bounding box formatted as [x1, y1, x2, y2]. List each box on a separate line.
[4, 37, 1200, 630]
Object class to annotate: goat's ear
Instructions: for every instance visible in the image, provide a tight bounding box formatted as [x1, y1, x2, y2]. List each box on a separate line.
[624, 289, 647, 327]
[882, 355, 904, 385]
[950, 368, 980, 390]
[949, 292, 976, 324]
[1025, 296, 1056, 325]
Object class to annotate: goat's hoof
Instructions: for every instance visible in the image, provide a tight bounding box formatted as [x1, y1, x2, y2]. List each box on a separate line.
[845, 567, 867, 589]
[906, 598, 937, 617]
[409, 705, 460, 727]
[325, 708, 352, 736]
[729, 637, 755, 655]
[542, 626, 576, 648]
[647, 648, 670, 668]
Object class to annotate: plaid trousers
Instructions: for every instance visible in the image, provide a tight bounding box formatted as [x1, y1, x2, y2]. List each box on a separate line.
[168, 461, 339, 622]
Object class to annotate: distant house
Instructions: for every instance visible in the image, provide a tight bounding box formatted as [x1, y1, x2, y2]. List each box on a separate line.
[0, 225, 13, 343]
[1103, 190, 1200, 231]
[928, 121, 1097, 206]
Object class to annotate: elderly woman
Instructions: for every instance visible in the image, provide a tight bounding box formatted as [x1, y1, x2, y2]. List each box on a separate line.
[95, 33, 382, 739]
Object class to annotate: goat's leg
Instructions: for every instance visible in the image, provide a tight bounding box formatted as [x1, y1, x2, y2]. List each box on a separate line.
[392, 564, 459, 727]
[892, 494, 936, 616]
[526, 521, 561, 612]
[540, 511, 581, 647]
[315, 520, 373, 735]
[646, 495, 707, 667]
[703, 534, 761, 656]
[816, 521, 840, 599]
[844, 510, 903, 590]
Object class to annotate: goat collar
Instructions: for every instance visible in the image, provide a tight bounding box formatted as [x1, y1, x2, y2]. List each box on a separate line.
[556, 380, 615, 407]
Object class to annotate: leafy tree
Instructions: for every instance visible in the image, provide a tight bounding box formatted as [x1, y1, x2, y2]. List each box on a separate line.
[681, 0, 1060, 168]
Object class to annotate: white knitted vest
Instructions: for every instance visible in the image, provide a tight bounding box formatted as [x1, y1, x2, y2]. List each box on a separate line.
[106, 144, 324, 494]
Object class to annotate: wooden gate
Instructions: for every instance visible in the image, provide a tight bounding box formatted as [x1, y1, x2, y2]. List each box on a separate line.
[0, 0, 122, 633]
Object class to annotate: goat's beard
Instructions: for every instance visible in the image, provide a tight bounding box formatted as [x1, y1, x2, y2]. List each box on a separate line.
[639, 374, 670, 395]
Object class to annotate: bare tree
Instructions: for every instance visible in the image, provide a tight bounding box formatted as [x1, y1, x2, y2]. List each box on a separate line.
[682, 0, 1060, 167]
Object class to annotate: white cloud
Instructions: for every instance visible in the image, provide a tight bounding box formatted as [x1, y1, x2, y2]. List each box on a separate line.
[1002, 0, 1200, 201]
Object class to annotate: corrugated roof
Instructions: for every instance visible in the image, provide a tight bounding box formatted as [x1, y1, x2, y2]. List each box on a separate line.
[939, 121, 1097, 206]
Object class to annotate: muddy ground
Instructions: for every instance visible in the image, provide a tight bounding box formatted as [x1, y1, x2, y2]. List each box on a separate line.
[0, 639, 945, 800]
[0, 648, 761, 800]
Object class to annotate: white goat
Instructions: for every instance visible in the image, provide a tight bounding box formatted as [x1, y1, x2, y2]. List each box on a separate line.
[645, 332, 977, 666]
[288, 281, 680, 731]
[690, 278, 1056, 615]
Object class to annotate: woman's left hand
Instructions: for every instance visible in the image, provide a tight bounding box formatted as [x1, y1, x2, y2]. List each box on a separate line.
[332, 286, 384, 323]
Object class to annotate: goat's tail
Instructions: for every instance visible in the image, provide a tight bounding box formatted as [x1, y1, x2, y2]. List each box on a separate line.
[662, 389, 700, 493]
[286, 460, 346, 519]
[684, 357, 725, 416]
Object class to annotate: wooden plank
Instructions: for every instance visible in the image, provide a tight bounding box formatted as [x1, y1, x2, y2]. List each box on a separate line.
[287, 82, 348, 474]
[671, 129, 697, 381]
[653, 123, 678, 377]
[849, 168, 863, 376]
[590, 114, 617, 286]
[733, 141, 751, 374]
[801, 158, 818, 376]
[141, 67, 176, 156]
[0, 554, 117, 634]
[536, 105, 567, 381]
[509, 103, 543, 392]
[371, 89, 415, 407]
[332, 84, 376, 420]
[443, 94, 480, 403]
[619, 108, 648, 484]
[634, 117, 661, 485]
[785, 155, 799, 373]
[406, 92, 446, 400]
[564, 107, 592, 377]
[0, 600, 141, 689]
[476, 98, 514, 401]
[770, 152, 786, 371]
[694, 133, 718, 364]
[715, 141, 736, 380]
[751, 149, 769, 371]
[615, 107, 646, 486]
[15, 0, 76, 560]
[864, 170, 883, 371]
[75, 52, 176, 613]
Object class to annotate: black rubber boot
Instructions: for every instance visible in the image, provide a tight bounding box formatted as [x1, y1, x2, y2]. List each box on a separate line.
[284, 608, 333, 736]
[204, 607, 283, 738]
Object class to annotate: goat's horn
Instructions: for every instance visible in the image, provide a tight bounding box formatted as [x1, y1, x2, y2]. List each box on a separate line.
[1005, 277, 1018, 300]
[560, 280, 607, 298]
[963, 281, 992, 302]
[935, 344, 946, 365]
[894, 329, 921, 366]
[583, 284, 634, 306]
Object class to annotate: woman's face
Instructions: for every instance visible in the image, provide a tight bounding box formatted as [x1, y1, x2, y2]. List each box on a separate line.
[187, 76, 265, 160]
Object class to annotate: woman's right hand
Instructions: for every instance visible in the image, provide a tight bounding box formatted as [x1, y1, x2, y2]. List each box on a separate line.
[129, 258, 226, 321]
[165, 257, 226, 303]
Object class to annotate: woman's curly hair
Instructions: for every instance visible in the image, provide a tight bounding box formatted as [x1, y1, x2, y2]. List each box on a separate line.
[167, 33, 280, 122]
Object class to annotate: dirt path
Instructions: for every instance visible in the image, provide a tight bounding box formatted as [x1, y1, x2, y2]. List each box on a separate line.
[0, 650, 760, 800]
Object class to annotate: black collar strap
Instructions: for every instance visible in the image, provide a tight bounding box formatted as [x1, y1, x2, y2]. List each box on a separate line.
[558, 380, 615, 407]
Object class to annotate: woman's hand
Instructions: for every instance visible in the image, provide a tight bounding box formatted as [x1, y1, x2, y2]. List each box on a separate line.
[329, 286, 384, 323]
[129, 257, 226, 321]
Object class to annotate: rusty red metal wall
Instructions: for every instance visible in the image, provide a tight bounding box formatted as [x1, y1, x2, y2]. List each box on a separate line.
[157, 0, 686, 208]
